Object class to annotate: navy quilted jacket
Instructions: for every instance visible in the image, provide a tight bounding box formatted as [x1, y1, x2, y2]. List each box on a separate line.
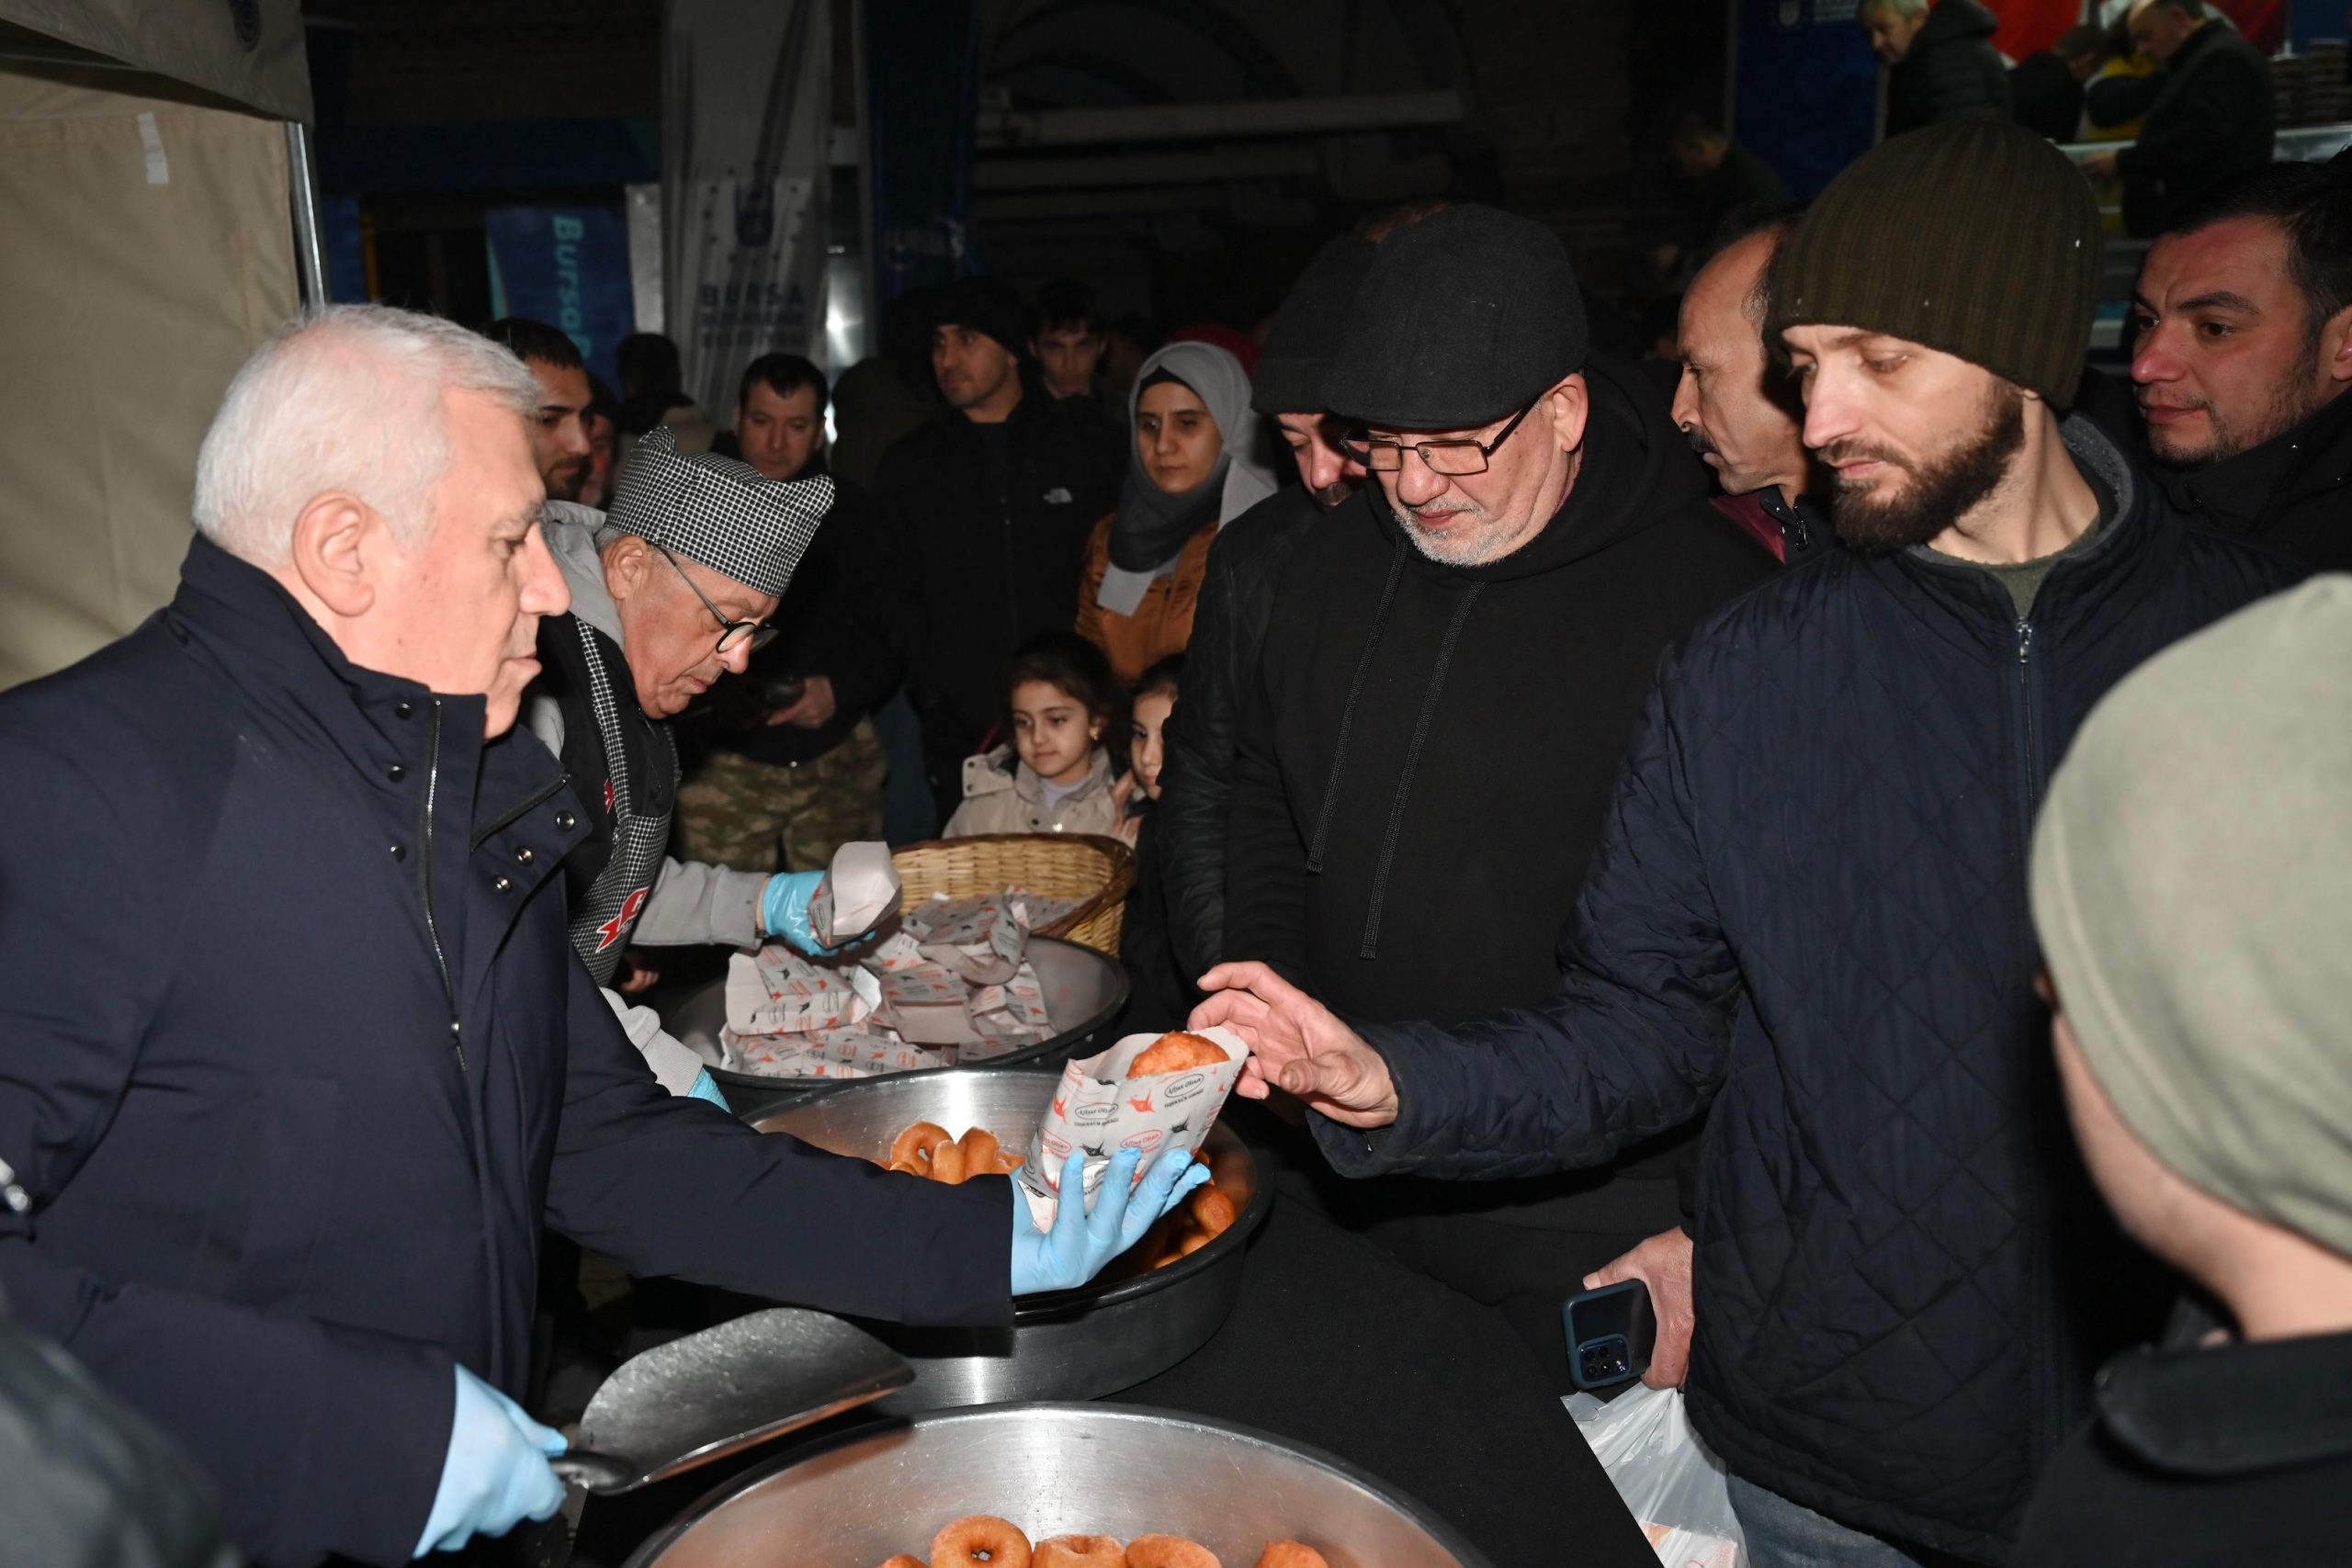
[1313, 423, 2301, 1559]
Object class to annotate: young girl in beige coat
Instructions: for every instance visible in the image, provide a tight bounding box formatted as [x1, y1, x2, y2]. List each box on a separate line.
[944, 632, 1128, 837]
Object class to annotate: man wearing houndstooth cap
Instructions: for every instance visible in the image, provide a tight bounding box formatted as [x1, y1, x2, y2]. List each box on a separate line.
[523, 426, 847, 1069]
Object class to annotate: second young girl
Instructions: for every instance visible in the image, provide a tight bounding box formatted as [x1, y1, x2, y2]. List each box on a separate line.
[944, 633, 1126, 837]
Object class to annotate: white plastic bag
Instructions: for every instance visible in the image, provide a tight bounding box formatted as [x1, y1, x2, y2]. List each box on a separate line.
[1566, 1384, 1746, 1568]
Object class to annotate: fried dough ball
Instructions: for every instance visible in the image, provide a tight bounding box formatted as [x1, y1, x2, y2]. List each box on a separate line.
[1253, 1546, 1329, 1568]
[1125, 1032, 1227, 1077]
[932, 1514, 1032, 1568]
[1125, 1537, 1219, 1568]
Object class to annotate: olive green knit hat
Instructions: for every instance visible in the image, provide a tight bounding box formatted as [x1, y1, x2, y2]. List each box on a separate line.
[1768, 115, 2102, 408]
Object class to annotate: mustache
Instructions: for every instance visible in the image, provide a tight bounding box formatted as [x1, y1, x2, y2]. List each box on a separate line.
[1817, 438, 1911, 474]
[1681, 425, 1719, 459]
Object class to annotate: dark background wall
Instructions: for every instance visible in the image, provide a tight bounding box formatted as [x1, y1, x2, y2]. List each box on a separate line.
[304, 0, 1727, 350]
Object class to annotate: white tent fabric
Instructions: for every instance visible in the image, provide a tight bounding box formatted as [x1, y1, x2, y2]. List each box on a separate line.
[0, 6, 304, 689]
[0, 0, 311, 121]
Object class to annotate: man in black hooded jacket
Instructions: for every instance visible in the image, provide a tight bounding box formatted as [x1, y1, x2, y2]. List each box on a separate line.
[1221, 205, 1774, 1385]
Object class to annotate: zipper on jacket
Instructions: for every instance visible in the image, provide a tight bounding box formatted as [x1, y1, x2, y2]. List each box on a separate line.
[2012, 611, 2070, 1480]
[472, 772, 570, 850]
[416, 698, 462, 1072]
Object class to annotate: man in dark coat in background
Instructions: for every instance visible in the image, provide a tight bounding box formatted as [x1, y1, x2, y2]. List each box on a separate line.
[870, 276, 1126, 818]
[2083, 0, 2274, 236]
[0, 306, 1188, 1568]
[1221, 205, 1774, 1388]
[1157, 232, 1376, 983]
[1201, 118, 2301, 1567]
[2129, 164, 2352, 570]
[1862, 0, 2010, 138]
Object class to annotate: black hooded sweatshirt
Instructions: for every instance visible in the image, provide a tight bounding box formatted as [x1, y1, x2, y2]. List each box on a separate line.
[1225, 357, 1773, 1028]
[1220, 360, 1773, 1369]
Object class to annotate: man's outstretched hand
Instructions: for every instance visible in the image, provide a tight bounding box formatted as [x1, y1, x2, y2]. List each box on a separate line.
[1189, 962, 1399, 1129]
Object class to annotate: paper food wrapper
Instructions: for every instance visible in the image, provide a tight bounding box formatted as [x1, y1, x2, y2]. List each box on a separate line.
[807, 840, 903, 948]
[908, 892, 1029, 986]
[1017, 1026, 1248, 1228]
[722, 1025, 950, 1080]
[725, 946, 880, 1035]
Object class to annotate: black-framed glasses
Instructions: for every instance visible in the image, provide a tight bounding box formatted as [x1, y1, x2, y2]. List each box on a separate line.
[1341, 397, 1541, 476]
[653, 543, 776, 656]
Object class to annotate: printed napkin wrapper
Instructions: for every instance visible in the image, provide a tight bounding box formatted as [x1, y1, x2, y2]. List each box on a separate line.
[1016, 1026, 1248, 1228]
[725, 946, 880, 1035]
[806, 840, 903, 948]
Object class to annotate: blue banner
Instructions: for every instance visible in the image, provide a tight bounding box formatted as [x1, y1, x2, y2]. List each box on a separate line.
[1736, 0, 1881, 199]
[865, 0, 981, 303]
[485, 205, 635, 389]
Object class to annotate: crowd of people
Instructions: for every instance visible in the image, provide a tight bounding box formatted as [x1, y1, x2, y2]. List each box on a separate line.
[1, 50, 2349, 1568]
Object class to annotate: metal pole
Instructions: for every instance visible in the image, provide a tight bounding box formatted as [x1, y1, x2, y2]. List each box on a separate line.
[285, 120, 332, 308]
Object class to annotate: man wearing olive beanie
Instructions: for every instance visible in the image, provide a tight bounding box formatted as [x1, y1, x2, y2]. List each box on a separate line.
[1198, 118, 2303, 1564]
[2019, 578, 2352, 1566]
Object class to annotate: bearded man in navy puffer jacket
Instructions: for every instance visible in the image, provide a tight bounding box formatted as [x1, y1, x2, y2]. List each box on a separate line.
[1200, 118, 2303, 1566]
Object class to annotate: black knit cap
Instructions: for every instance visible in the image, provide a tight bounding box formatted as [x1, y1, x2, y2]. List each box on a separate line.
[1768, 115, 2102, 407]
[926, 276, 1029, 358]
[1321, 204, 1589, 429]
[1251, 235, 1376, 414]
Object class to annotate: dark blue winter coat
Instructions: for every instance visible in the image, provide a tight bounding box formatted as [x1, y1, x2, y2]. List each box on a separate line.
[0, 538, 1010, 1567]
[1311, 423, 2301, 1559]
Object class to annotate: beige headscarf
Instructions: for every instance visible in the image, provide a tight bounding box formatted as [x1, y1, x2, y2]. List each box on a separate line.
[2030, 576, 2352, 1257]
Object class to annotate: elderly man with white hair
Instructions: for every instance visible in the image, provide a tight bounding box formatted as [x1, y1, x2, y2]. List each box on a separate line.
[0, 305, 1204, 1568]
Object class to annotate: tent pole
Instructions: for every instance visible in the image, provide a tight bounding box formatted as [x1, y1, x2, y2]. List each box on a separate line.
[285, 120, 331, 308]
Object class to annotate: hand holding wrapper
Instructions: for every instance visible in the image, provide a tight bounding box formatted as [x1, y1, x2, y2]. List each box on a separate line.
[1017, 1027, 1249, 1229]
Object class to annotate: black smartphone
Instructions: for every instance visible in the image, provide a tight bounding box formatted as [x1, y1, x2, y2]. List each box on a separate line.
[1563, 1279, 1657, 1391]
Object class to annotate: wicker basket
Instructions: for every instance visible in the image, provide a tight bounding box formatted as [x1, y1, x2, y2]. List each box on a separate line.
[891, 833, 1137, 956]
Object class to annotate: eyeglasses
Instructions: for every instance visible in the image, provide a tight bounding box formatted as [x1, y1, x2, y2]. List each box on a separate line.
[1341, 398, 1541, 476]
[653, 543, 775, 657]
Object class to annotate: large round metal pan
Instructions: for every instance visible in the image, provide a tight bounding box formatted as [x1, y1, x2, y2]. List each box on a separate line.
[752, 1066, 1270, 1413]
[622, 1401, 1497, 1568]
[662, 935, 1127, 1104]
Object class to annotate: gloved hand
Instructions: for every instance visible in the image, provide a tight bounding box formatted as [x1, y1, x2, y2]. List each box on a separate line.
[686, 1069, 730, 1111]
[759, 870, 835, 954]
[413, 1365, 568, 1558]
[1008, 1147, 1212, 1295]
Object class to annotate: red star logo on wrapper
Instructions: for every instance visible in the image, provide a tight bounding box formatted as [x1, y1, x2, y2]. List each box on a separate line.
[594, 886, 650, 952]
[1128, 1094, 1154, 1113]
[1052, 1097, 1068, 1119]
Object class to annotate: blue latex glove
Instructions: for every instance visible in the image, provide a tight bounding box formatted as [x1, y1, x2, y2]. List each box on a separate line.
[686, 1069, 730, 1110]
[413, 1366, 568, 1558]
[759, 870, 835, 954]
[1008, 1147, 1213, 1295]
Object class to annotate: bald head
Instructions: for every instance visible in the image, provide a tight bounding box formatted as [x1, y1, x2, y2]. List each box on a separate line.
[1672, 229, 1814, 502]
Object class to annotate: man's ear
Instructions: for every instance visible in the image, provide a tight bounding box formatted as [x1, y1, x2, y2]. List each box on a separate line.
[1544, 372, 1591, 455]
[2322, 303, 2352, 389]
[603, 533, 652, 602]
[286, 492, 381, 619]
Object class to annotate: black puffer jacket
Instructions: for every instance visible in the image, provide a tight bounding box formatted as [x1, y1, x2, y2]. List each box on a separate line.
[1156, 482, 1324, 980]
[1886, 0, 2009, 138]
[1313, 420, 2301, 1559]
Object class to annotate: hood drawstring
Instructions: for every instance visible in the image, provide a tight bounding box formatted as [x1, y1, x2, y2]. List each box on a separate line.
[1358, 580, 1485, 959]
[1306, 542, 1407, 874]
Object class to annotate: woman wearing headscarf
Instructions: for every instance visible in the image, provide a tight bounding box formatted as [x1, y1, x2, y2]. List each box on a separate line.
[1075, 340, 1276, 687]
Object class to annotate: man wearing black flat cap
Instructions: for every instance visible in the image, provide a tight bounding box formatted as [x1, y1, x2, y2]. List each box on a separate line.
[1220, 203, 1774, 1385]
[872, 276, 1126, 818]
